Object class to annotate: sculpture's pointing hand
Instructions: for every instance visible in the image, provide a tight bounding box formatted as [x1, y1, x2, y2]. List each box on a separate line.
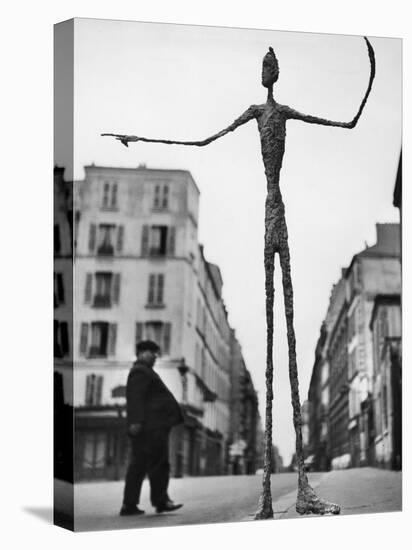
[101, 133, 140, 147]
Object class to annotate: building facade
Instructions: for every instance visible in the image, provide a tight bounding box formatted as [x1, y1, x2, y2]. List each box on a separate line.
[344, 224, 401, 467]
[370, 295, 401, 469]
[228, 330, 261, 474]
[54, 164, 258, 480]
[306, 224, 401, 471]
[54, 166, 74, 482]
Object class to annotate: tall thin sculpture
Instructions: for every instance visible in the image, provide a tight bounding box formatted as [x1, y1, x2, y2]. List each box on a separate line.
[103, 36, 375, 518]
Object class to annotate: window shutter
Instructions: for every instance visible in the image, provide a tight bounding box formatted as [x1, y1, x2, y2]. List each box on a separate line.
[80, 323, 89, 355]
[84, 273, 93, 303]
[135, 322, 143, 345]
[162, 185, 169, 208]
[111, 183, 118, 208]
[57, 273, 65, 304]
[141, 225, 149, 256]
[60, 322, 70, 356]
[85, 374, 95, 405]
[163, 323, 171, 354]
[148, 274, 155, 304]
[108, 324, 117, 355]
[96, 376, 103, 406]
[112, 273, 121, 304]
[116, 225, 124, 252]
[157, 274, 164, 304]
[168, 226, 176, 256]
[88, 224, 96, 252]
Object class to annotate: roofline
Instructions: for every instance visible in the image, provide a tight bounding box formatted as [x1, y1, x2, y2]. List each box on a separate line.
[84, 164, 200, 195]
[345, 250, 400, 277]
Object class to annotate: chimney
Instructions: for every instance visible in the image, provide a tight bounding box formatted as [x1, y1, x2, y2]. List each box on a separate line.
[375, 223, 400, 254]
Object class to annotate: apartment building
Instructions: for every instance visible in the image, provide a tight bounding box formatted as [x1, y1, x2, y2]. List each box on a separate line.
[58, 164, 256, 480]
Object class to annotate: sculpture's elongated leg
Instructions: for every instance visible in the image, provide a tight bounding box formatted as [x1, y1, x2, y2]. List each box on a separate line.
[255, 216, 276, 519]
[278, 217, 340, 516]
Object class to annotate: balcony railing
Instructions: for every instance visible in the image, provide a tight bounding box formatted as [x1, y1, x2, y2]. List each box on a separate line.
[88, 346, 107, 358]
[149, 248, 167, 257]
[93, 294, 111, 308]
[97, 245, 114, 256]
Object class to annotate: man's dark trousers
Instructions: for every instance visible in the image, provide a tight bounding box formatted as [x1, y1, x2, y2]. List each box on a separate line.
[123, 427, 171, 508]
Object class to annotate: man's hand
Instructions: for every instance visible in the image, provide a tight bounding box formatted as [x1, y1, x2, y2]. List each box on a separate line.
[128, 423, 143, 437]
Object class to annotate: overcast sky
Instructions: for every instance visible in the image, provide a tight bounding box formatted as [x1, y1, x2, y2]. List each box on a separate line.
[59, 18, 401, 464]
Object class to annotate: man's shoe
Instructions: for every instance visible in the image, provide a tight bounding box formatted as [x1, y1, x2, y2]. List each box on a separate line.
[156, 502, 183, 513]
[120, 505, 145, 516]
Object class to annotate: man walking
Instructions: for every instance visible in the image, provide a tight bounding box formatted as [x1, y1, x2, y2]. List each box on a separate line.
[120, 340, 184, 516]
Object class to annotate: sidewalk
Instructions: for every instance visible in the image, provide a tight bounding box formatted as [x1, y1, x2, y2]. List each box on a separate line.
[273, 467, 402, 520]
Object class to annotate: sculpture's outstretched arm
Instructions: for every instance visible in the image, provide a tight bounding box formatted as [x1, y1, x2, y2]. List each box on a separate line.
[102, 106, 257, 147]
[285, 36, 375, 129]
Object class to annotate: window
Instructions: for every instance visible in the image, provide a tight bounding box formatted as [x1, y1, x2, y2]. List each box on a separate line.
[147, 273, 165, 306]
[94, 272, 112, 307]
[97, 224, 115, 256]
[135, 321, 171, 354]
[94, 224, 124, 256]
[54, 320, 69, 358]
[84, 272, 121, 307]
[141, 225, 175, 257]
[54, 272, 65, 307]
[101, 182, 118, 210]
[85, 374, 104, 406]
[90, 322, 109, 357]
[82, 322, 117, 358]
[153, 184, 169, 210]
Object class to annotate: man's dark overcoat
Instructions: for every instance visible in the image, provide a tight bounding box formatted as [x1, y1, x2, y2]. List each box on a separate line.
[126, 361, 184, 431]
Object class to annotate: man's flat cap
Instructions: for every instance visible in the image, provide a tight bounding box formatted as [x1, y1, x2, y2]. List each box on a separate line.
[136, 340, 161, 353]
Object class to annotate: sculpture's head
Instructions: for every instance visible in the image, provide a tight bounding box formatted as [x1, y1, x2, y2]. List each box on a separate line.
[262, 47, 279, 88]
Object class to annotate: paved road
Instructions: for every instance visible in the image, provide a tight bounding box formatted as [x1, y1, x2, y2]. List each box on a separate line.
[72, 468, 402, 531]
[282, 467, 402, 519]
[74, 472, 323, 531]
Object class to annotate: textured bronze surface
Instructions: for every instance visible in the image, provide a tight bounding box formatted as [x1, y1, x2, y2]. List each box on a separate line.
[102, 36, 375, 519]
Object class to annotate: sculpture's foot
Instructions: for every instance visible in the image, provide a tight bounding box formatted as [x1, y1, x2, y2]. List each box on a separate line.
[254, 495, 274, 520]
[254, 507, 274, 520]
[296, 487, 341, 516]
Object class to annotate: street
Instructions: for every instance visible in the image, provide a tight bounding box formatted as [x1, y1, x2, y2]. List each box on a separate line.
[72, 468, 401, 531]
